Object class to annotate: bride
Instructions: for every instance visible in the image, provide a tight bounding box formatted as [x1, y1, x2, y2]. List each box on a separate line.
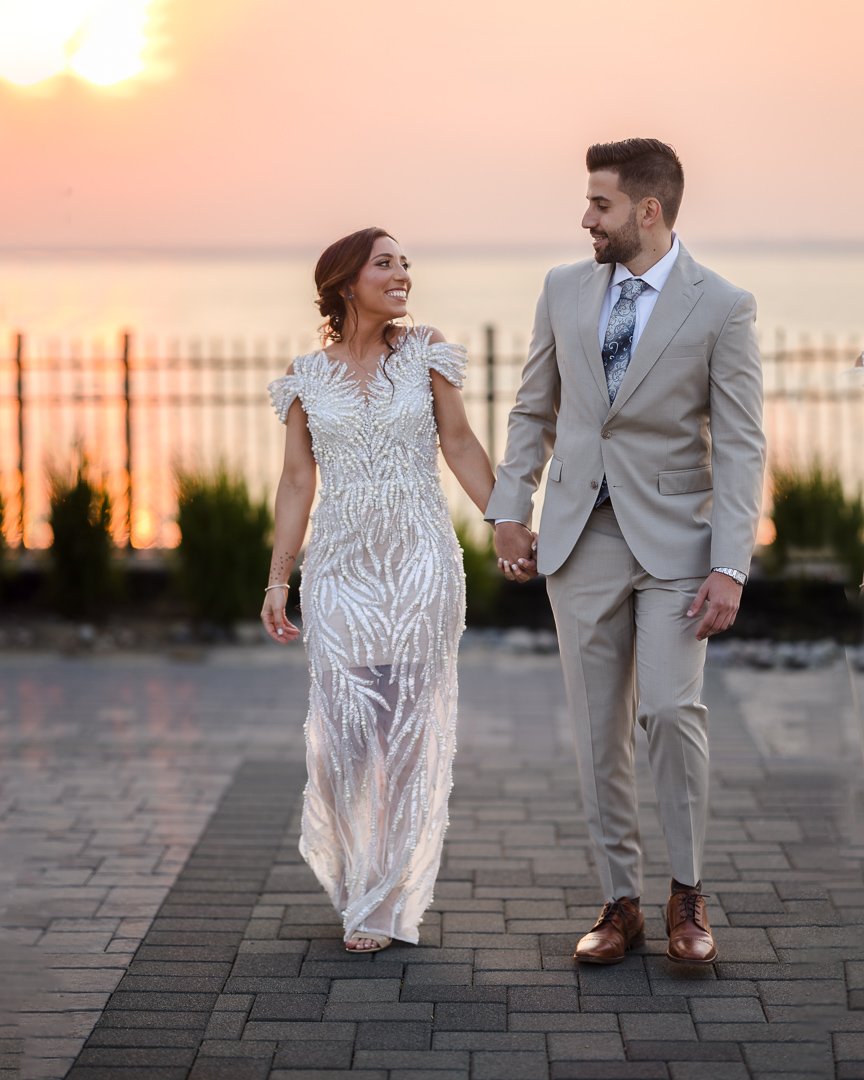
[262, 227, 501, 952]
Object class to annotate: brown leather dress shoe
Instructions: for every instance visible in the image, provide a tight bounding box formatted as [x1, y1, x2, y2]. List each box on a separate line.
[665, 889, 718, 964]
[573, 898, 644, 964]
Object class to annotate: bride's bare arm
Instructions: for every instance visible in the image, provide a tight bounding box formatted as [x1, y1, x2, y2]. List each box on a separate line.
[261, 397, 316, 644]
[430, 368, 495, 514]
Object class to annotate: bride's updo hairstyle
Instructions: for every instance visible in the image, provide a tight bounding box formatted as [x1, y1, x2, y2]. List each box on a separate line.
[315, 227, 401, 346]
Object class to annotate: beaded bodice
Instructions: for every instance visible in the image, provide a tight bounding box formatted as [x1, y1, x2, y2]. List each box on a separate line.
[268, 327, 467, 543]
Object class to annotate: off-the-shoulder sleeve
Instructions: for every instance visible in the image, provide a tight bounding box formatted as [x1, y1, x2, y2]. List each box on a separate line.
[428, 341, 468, 389]
[267, 373, 300, 423]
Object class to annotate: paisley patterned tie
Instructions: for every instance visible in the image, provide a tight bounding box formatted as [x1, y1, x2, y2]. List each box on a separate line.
[595, 277, 649, 507]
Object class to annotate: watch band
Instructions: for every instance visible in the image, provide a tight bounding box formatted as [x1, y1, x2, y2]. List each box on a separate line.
[711, 566, 747, 586]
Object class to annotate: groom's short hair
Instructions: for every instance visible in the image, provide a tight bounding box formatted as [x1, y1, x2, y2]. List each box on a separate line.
[586, 139, 684, 227]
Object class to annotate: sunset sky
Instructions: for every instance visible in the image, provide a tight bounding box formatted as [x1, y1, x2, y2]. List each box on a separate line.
[1, 0, 862, 250]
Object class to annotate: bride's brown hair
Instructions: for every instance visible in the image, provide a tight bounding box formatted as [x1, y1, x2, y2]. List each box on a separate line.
[314, 227, 404, 352]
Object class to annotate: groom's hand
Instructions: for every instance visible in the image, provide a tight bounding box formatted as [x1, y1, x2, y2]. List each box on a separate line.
[687, 571, 743, 640]
[494, 522, 538, 583]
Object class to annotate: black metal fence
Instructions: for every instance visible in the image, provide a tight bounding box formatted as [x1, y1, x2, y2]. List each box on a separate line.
[1, 329, 862, 549]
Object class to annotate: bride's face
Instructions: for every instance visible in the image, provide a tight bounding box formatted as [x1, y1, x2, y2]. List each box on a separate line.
[349, 237, 411, 322]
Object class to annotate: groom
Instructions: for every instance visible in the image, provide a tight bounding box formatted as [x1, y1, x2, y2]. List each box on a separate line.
[487, 139, 765, 964]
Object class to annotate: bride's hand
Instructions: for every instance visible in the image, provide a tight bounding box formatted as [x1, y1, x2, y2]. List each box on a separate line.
[261, 590, 301, 645]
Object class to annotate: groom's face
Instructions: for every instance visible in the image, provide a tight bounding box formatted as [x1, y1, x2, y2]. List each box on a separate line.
[582, 170, 642, 266]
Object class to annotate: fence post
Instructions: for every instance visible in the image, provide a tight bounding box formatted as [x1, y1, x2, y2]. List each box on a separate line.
[122, 332, 132, 547]
[14, 333, 25, 549]
[484, 324, 496, 464]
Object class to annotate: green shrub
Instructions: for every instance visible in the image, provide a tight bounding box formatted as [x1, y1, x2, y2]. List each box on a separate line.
[175, 466, 273, 628]
[454, 520, 501, 625]
[47, 456, 118, 618]
[768, 461, 864, 585]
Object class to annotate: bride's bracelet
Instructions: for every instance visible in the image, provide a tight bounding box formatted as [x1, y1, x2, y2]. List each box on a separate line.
[264, 583, 290, 593]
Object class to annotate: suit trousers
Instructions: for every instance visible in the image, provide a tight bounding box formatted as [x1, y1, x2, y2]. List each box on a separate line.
[545, 502, 709, 900]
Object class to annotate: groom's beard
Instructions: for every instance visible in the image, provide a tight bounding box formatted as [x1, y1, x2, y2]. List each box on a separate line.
[592, 209, 641, 265]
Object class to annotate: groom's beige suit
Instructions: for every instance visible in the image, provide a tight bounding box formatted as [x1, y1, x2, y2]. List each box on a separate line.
[486, 241, 766, 899]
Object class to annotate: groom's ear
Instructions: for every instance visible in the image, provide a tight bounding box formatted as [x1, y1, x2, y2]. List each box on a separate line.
[639, 196, 664, 229]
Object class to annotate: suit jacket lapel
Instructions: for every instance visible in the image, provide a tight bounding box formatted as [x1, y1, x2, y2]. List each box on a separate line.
[577, 262, 613, 404]
[606, 246, 704, 420]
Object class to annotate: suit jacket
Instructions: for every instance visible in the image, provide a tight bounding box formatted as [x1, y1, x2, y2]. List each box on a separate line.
[485, 243, 767, 579]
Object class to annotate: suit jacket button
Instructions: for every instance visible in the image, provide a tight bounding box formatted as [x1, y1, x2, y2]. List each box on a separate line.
[590, 480, 599, 489]
[601, 430, 611, 439]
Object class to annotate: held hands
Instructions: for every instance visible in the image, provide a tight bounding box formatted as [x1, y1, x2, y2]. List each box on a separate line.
[494, 522, 539, 583]
[260, 587, 301, 645]
[687, 571, 743, 641]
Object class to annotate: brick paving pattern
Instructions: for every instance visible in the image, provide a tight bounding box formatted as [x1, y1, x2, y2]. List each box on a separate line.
[0, 644, 862, 1079]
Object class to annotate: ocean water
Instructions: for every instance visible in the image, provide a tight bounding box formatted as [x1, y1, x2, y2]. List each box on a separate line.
[1, 246, 863, 350]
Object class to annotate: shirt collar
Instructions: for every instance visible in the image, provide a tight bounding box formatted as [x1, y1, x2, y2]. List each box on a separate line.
[611, 233, 680, 293]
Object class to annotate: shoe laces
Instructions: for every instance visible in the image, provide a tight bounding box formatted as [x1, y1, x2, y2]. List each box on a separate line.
[593, 899, 634, 930]
[674, 891, 710, 928]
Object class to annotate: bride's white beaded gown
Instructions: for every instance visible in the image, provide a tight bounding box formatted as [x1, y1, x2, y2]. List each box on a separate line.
[268, 326, 467, 944]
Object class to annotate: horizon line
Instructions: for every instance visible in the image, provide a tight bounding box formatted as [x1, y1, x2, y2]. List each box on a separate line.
[2, 238, 864, 259]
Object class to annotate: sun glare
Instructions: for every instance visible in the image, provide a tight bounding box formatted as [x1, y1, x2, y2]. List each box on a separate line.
[0, 0, 158, 89]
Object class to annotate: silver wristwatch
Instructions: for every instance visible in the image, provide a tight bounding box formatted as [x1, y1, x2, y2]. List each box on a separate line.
[711, 566, 747, 586]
